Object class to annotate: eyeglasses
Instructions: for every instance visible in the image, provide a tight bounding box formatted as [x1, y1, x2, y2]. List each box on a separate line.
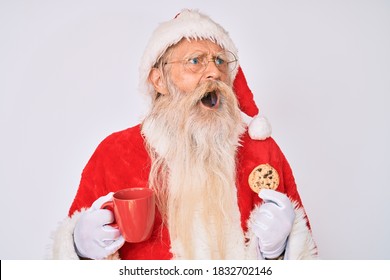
[164, 50, 238, 74]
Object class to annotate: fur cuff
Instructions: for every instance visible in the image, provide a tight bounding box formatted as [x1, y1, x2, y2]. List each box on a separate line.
[246, 202, 318, 260]
[48, 210, 84, 259]
[48, 209, 120, 260]
[284, 206, 318, 260]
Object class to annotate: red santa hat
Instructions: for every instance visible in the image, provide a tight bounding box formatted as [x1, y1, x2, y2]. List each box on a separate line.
[139, 9, 271, 140]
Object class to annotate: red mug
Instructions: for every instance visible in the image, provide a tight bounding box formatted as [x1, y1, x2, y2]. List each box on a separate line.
[101, 187, 155, 243]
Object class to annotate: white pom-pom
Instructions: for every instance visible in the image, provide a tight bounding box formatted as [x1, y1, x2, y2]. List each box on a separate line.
[248, 115, 272, 140]
[240, 112, 272, 140]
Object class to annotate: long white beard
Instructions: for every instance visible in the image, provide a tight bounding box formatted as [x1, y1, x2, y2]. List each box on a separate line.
[142, 80, 246, 259]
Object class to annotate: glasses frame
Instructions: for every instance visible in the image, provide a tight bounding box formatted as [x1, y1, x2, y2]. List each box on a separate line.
[163, 50, 238, 74]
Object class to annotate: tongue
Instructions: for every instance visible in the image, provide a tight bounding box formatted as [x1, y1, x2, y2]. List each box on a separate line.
[201, 91, 218, 108]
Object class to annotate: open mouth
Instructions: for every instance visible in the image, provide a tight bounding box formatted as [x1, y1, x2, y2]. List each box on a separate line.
[200, 91, 219, 108]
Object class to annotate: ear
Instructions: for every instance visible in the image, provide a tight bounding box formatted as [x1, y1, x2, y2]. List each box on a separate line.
[148, 68, 169, 95]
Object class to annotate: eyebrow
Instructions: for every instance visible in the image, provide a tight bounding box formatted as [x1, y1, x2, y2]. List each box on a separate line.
[183, 50, 225, 58]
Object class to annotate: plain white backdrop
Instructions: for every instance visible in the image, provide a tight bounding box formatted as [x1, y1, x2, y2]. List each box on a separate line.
[1, 0, 389, 260]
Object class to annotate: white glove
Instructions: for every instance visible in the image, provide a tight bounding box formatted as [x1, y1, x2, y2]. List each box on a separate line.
[73, 192, 125, 259]
[252, 189, 295, 259]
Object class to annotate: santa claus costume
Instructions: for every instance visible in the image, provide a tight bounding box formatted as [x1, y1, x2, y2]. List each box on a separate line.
[50, 9, 318, 260]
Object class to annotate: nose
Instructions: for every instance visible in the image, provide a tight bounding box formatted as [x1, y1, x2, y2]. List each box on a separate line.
[202, 59, 222, 81]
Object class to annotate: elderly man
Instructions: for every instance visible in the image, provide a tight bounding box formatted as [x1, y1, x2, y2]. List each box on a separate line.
[51, 10, 318, 260]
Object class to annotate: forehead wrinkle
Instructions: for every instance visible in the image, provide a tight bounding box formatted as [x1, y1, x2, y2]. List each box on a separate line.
[170, 39, 224, 59]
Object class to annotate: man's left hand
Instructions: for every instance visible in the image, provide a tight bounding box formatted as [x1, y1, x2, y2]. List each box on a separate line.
[252, 189, 295, 259]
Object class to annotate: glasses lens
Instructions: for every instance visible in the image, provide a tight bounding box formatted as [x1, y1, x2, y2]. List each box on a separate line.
[212, 51, 237, 73]
[220, 51, 237, 73]
[185, 54, 206, 73]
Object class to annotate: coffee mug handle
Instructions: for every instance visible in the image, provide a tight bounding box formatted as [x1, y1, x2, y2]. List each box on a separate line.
[100, 201, 119, 229]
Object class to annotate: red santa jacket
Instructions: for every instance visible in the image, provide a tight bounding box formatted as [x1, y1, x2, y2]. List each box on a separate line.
[64, 124, 316, 259]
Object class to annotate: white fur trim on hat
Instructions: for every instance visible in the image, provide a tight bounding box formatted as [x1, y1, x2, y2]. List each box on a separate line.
[139, 9, 239, 98]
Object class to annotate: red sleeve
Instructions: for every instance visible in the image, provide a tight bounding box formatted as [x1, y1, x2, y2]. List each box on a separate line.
[68, 125, 150, 216]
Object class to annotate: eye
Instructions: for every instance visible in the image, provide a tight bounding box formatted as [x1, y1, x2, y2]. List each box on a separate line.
[215, 56, 225, 66]
[188, 57, 200, 65]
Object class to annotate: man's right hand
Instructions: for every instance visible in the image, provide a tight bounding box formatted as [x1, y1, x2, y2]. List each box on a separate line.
[73, 193, 125, 259]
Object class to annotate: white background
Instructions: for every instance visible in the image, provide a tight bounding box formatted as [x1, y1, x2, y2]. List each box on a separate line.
[1, 0, 389, 260]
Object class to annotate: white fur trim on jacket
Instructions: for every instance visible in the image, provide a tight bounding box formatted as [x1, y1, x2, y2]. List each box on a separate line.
[246, 202, 318, 260]
[48, 209, 120, 260]
[139, 9, 239, 98]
